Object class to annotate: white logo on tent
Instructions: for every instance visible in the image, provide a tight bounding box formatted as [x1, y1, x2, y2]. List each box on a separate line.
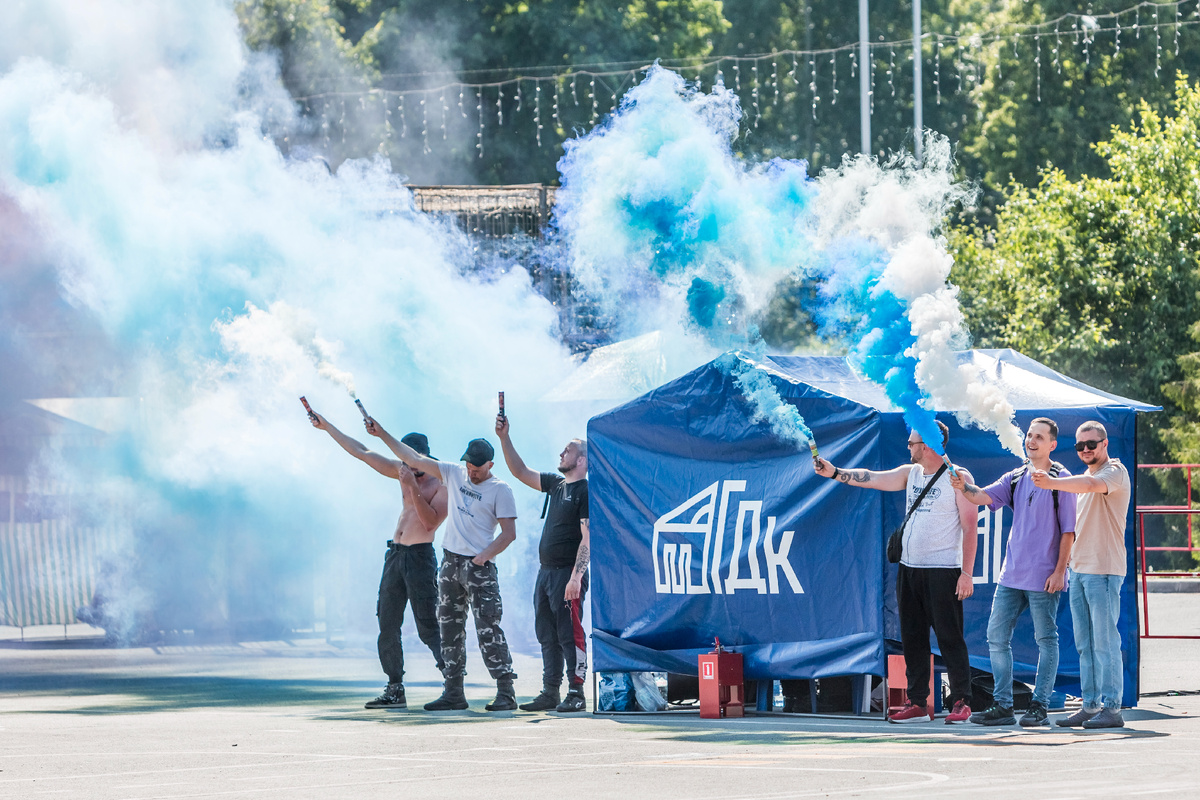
[974, 506, 1008, 585]
[652, 481, 803, 596]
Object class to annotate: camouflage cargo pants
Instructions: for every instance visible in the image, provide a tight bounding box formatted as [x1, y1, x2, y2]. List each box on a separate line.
[438, 550, 516, 681]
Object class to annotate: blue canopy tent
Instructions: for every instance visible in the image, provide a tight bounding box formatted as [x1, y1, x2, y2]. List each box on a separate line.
[587, 349, 1158, 709]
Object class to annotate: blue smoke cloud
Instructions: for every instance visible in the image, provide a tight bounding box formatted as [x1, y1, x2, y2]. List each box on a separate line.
[553, 67, 817, 344]
[851, 296, 946, 456]
[553, 66, 1008, 457]
[726, 353, 816, 448]
[0, 9, 1015, 655]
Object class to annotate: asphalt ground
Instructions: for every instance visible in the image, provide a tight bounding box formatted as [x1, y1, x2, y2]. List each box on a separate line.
[1, 594, 1198, 800]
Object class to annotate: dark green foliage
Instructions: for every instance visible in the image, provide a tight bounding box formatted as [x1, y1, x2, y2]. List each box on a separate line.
[950, 76, 1200, 466]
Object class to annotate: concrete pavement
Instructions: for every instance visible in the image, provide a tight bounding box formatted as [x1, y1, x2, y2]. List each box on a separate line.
[1, 595, 1198, 800]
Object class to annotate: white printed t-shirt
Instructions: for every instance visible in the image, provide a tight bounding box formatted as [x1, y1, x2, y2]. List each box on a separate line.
[900, 464, 963, 569]
[438, 460, 518, 557]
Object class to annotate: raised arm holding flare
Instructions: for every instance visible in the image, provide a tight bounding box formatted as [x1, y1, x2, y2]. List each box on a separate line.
[368, 414, 520, 713]
[496, 411, 591, 713]
[365, 416, 443, 480]
[308, 408, 447, 711]
[816, 421, 976, 725]
[949, 417, 1077, 729]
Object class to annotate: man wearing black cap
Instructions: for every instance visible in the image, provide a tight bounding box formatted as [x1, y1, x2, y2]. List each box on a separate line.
[308, 409, 447, 710]
[367, 418, 520, 712]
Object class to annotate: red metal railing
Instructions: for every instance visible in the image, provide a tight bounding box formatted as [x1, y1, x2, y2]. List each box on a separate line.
[1136, 464, 1200, 639]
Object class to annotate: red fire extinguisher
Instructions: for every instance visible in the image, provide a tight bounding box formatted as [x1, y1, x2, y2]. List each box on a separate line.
[698, 637, 744, 719]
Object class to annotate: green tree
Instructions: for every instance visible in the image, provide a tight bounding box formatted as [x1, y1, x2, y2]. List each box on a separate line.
[237, 0, 728, 183]
[961, 1, 1200, 196]
[1162, 325, 1200, 464]
[238, 0, 377, 96]
[950, 75, 1200, 463]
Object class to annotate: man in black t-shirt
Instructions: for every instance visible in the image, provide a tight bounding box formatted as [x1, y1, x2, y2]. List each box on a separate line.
[496, 411, 590, 712]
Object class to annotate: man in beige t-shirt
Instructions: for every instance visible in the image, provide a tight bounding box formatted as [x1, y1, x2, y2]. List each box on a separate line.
[1031, 420, 1130, 729]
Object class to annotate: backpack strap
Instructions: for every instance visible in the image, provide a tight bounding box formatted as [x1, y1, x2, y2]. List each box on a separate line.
[1049, 461, 1063, 534]
[1010, 461, 1063, 534]
[1009, 464, 1028, 500]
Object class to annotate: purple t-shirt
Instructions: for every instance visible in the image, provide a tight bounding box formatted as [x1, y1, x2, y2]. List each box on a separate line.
[982, 465, 1077, 592]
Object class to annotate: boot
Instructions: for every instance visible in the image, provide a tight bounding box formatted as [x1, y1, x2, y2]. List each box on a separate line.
[518, 685, 561, 712]
[424, 676, 469, 711]
[486, 675, 518, 711]
[365, 682, 406, 709]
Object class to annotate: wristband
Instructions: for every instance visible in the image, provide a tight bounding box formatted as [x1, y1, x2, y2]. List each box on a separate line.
[831, 467, 840, 480]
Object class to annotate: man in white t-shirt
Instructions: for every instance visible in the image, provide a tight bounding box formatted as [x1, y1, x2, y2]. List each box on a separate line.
[816, 420, 978, 724]
[368, 417, 519, 712]
[1032, 420, 1131, 729]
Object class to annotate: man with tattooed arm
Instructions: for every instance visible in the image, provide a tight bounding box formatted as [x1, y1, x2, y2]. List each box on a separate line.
[815, 421, 977, 724]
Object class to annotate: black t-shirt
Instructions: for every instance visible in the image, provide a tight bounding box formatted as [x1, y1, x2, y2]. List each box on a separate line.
[538, 472, 589, 568]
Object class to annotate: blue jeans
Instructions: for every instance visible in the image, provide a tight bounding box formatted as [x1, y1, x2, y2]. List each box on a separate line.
[1069, 570, 1123, 711]
[987, 584, 1061, 707]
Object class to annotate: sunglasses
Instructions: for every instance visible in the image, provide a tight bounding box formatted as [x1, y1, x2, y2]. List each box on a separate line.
[1075, 440, 1105, 452]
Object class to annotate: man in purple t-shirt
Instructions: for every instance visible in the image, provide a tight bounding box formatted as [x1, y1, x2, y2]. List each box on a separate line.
[951, 417, 1077, 727]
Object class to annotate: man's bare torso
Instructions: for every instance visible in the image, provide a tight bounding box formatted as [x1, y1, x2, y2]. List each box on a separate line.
[393, 472, 442, 545]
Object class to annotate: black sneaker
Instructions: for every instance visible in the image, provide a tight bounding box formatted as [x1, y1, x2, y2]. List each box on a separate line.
[1019, 700, 1049, 727]
[364, 683, 406, 709]
[1081, 708, 1125, 729]
[968, 704, 1016, 726]
[1056, 708, 1100, 727]
[556, 691, 586, 712]
[519, 690, 561, 712]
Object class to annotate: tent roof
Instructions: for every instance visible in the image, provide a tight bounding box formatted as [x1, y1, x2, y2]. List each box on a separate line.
[733, 349, 1159, 413]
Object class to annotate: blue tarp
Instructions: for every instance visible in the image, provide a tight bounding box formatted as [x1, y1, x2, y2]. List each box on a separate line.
[588, 349, 1158, 707]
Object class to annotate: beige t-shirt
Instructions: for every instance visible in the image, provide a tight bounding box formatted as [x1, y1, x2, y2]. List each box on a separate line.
[1070, 458, 1131, 576]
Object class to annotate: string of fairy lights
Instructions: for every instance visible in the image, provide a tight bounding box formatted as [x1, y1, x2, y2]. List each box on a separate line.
[291, 0, 1200, 158]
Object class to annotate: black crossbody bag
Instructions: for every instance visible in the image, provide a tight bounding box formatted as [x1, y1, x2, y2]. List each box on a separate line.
[887, 463, 948, 564]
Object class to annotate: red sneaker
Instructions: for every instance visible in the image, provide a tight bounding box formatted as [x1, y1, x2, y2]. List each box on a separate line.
[945, 700, 971, 724]
[888, 702, 933, 723]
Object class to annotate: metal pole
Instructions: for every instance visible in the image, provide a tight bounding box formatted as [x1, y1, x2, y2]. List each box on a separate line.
[913, 0, 923, 162]
[859, 0, 870, 155]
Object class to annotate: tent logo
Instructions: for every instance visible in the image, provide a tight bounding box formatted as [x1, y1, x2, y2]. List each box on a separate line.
[974, 506, 1009, 585]
[652, 480, 803, 595]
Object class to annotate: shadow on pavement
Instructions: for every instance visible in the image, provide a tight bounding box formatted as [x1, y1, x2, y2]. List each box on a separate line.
[0, 673, 441, 714]
[586, 714, 1171, 747]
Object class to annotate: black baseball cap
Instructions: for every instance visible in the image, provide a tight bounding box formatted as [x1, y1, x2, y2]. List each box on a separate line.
[461, 438, 494, 466]
[401, 432, 431, 457]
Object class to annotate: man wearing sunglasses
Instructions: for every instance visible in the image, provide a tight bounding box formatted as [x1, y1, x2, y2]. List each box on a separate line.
[1031, 422, 1130, 729]
[951, 418, 1077, 728]
[816, 421, 978, 724]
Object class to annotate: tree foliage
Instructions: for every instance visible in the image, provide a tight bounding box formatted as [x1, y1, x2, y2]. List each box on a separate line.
[234, 2, 1200, 475]
[236, 0, 729, 182]
[962, 1, 1200, 193]
[950, 75, 1200, 461]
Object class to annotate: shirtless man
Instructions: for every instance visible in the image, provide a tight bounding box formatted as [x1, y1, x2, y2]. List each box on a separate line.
[310, 409, 448, 710]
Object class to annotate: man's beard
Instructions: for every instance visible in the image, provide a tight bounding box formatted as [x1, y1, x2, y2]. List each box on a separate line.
[558, 457, 578, 475]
